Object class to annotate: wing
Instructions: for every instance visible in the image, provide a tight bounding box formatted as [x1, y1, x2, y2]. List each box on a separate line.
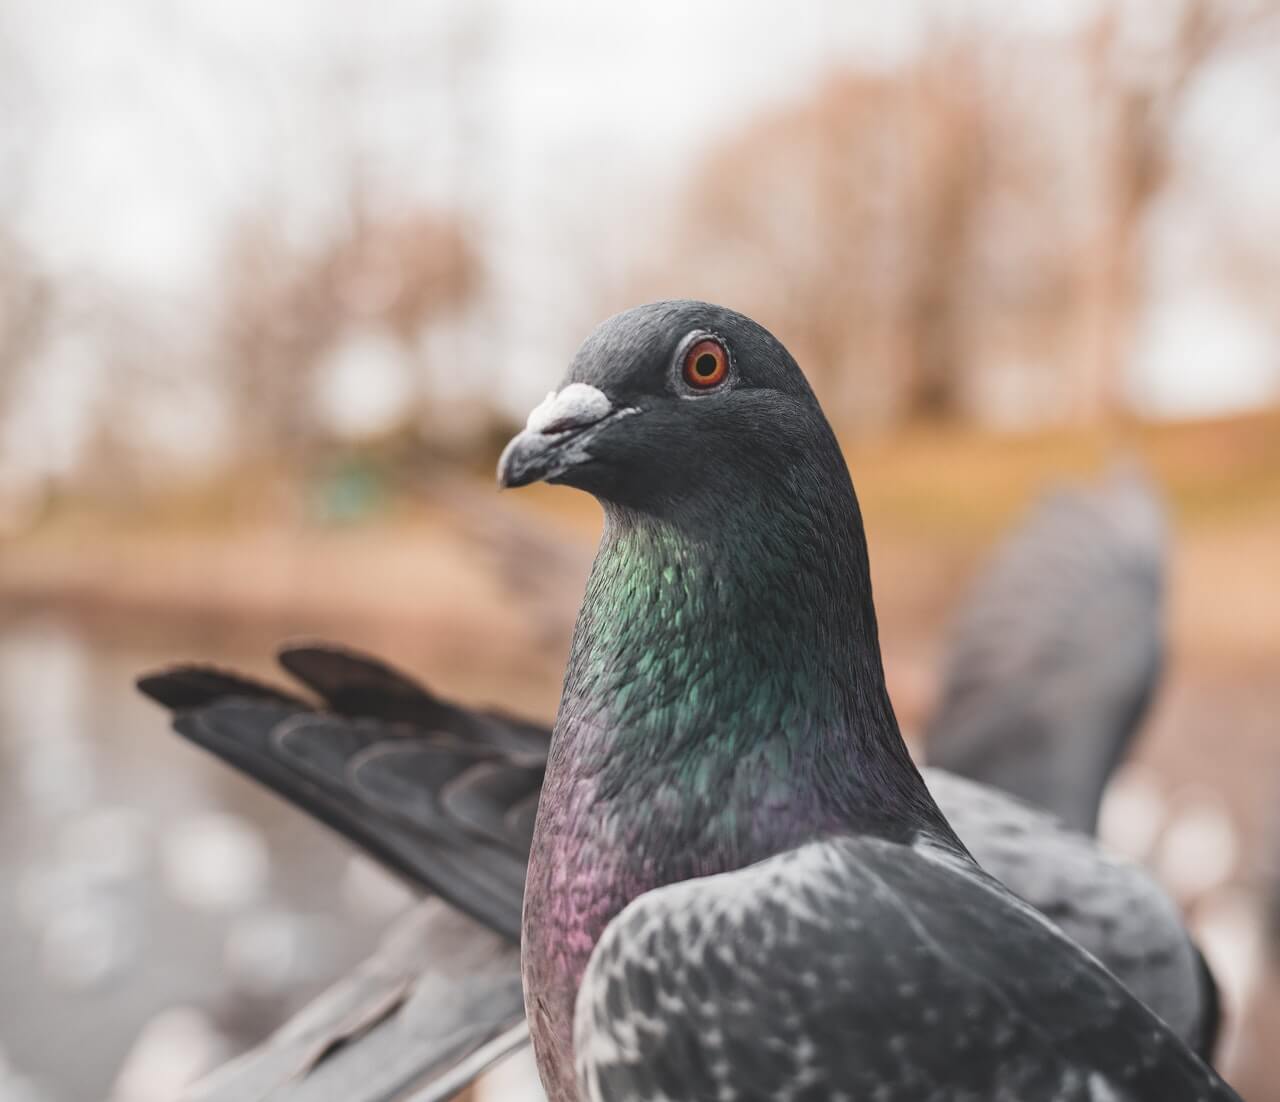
[927, 465, 1167, 834]
[575, 836, 1237, 1102]
[138, 644, 549, 941]
[925, 768, 1215, 1057]
[183, 898, 527, 1102]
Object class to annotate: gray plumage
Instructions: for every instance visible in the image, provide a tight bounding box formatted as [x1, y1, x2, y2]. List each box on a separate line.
[141, 499, 1207, 1098]
[576, 837, 1211, 1102]
[157, 726, 1212, 1101]
[138, 302, 1223, 1102]
[924, 770, 1209, 1052]
[926, 465, 1167, 834]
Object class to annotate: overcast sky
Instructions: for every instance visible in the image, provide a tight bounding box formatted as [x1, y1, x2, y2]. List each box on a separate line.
[2, 0, 1278, 479]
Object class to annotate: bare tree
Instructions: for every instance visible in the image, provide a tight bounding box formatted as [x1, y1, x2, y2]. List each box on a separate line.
[646, 0, 1280, 429]
[898, 32, 988, 419]
[217, 186, 481, 464]
[0, 233, 50, 411]
[1075, 0, 1280, 419]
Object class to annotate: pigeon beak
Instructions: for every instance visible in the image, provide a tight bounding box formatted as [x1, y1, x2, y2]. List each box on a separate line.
[498, 383, 634, 489]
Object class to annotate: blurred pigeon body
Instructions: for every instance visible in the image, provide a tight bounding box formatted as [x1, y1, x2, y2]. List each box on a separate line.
[927, 466, 1167, 833]
[140, 302, 1229, 1101]
[181, 899, 526, 1102]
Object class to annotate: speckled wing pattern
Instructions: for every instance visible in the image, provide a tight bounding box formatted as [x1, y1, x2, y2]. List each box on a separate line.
[923, 769, 1210, 1053]
[575, 836, 1235, 1102]
[927, 468, 1166, 834]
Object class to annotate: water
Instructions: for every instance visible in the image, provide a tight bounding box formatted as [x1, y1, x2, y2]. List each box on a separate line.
[0, 616, 412, 1102]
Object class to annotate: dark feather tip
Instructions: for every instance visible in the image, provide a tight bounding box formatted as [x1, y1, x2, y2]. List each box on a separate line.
[136, 666, 308, 712]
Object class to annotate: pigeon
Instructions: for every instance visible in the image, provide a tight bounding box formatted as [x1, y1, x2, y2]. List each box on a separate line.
[139, 646, 1213, 1101]
[139, 478, 1204, 1102]
[501, 302, 1235, 1100]
[926, 464, 1166, 834]
[138, 302, 1232, 1100]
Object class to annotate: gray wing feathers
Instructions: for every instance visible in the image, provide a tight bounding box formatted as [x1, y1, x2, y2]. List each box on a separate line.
[183, 899, 526, 1102]
[576, 837, 1233, 1102]
[142, 646, 548, 940]
[926, 768, 1205, 1048]
[927, 467, 1167, 833]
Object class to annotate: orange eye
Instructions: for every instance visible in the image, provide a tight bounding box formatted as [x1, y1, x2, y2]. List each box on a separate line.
[682, 338, 729, 389]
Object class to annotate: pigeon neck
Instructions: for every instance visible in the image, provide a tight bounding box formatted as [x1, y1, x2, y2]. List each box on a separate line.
[555, 468, 955, 848]
[522, 447, 962, 1090]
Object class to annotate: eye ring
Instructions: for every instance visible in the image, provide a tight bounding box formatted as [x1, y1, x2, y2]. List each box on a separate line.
[682, 337, 729, 390]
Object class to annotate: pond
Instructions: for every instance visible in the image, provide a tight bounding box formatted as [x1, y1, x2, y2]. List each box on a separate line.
[0, 616, 414, 1102]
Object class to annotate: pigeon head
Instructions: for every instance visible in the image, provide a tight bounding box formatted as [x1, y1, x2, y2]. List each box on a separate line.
[498, 301, 938, 831]
[498, 300, 832, 518]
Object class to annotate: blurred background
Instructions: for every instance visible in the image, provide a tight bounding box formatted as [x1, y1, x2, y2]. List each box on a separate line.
[0, 1, 1278, 1100]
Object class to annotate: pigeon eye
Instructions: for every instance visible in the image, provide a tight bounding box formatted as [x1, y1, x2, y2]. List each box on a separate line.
[682, 338, 729, 390]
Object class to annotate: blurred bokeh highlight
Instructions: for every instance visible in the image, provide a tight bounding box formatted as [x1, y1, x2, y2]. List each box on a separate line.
[0, 3, 1277, 1101]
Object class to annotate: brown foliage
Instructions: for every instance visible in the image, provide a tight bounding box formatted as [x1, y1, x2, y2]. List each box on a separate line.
[219, 194, 481, 460]
[657, 2, 1279, 428]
